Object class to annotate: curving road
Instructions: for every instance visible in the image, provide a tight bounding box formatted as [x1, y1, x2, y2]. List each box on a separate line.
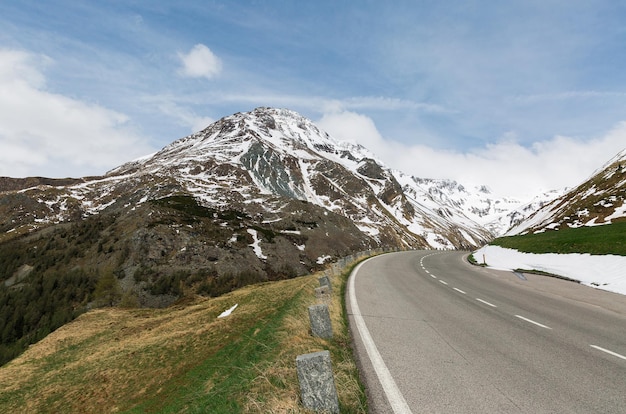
[346, 251, 626, 413]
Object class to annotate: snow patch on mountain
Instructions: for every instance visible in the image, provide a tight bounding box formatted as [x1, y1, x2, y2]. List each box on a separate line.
[247, 228, 267, 260]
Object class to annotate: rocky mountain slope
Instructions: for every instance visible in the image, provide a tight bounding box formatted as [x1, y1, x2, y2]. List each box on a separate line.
[1, 108, 503, 310]
[507, 149, 626, 235]
[1, 108, 498, 250]
[403, 177, 563, 236]
[109, 107, 498, 248]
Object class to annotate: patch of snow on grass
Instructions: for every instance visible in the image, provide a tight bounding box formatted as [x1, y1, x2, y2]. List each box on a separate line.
[218, 304, 238, 318]
[585, 217, 606, 226]
[474, 245, 626, 295]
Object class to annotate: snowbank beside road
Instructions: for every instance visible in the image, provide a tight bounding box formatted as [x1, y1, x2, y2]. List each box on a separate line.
[473, 245, 626, 296]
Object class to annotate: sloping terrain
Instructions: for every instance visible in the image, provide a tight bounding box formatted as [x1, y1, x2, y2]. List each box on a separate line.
[0, 109, 501, 294]
[0, 267, 366, 413]
[477, 149, 626, 295]
[508, 149, 626, 235]
[0, 109, 503, 311]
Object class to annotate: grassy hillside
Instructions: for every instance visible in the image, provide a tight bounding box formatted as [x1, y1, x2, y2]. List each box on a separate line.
[0, 265, 367, 413]
[491, 222, 626, 256]
[0, 193, 371, 367]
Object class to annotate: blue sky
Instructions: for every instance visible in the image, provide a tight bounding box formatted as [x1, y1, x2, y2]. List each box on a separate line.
[2, 1, 626, 197]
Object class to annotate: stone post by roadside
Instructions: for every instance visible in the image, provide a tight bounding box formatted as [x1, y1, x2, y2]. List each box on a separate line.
[296, 350, 340, 413]
[318, 274, 331, 291]
[308, 304, 333, 339]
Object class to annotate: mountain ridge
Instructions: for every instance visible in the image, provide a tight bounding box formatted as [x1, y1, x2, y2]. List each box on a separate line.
[507, 147, 626, 235]
[2, 108, 499, 248]
[8, 107, 616, 249]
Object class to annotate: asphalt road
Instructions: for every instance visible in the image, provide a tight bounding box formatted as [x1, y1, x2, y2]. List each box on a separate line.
[346, 251, 626, 413]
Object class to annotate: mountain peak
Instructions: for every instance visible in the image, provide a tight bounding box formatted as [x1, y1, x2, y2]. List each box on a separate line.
[137, 108, 343, 169]
[14, 106, 606, 263]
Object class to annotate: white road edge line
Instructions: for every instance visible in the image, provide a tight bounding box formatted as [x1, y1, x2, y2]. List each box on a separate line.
[515, 315, 552, 329]
[349, 259, 413, 414]
[439, 280, 448, 285]
[453, 287, 466, 294]
[590, 345, 626, 361]
[475, 298, 497, 308]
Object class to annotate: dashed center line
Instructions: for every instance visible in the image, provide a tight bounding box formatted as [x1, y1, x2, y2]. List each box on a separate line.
[421, 254, 626, 368]
[515, 315, 552, 330]
[590, 345, 626, 361]
[475, 298, 497, 308]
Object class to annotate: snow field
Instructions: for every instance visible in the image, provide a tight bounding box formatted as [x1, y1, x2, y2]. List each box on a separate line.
[474, 245, 626, 295]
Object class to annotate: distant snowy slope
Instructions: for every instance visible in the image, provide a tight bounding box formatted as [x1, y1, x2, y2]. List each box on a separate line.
[6, 107, 592, 251]
[507, 148, 626, 235]
[398, 177, 562, 237]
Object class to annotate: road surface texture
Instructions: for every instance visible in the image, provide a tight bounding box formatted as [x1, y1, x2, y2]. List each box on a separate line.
[346, 251, 626, 413]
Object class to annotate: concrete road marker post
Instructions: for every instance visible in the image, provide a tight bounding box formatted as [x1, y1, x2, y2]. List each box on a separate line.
[296, 350, 340, 413]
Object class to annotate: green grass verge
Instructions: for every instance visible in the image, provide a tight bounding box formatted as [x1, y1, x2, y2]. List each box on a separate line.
[0, 262, 368, 413]
[491, 222, 626, 256]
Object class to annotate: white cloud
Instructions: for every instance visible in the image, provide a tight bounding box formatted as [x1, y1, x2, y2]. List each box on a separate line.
[0, 49, 50, 87]
[319, 96, 450, 114]
[0, 49, 154, 178]
[140, 94, 215, 134]
[511, 90, 626, 104]
[177, 44, 222, 80]
[190, 116, 215, 133]
[318, 110, 626, 199]
[317, 111, 387, 154]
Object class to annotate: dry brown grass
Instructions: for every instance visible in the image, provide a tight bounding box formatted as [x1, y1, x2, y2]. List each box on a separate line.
[4, 306, 197, 411]
[242, 266, 367, 414]
[0, 263, 367, 413]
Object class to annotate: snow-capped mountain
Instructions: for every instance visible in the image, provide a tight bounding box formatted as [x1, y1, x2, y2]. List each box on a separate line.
[507, 148, 626, 235]
[7, 106, 623, 307]
[2, 108, 495, 250]
[490, 188, 567, 236]
[402, 177, 533, 236]
[1, 107, 520, 307]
